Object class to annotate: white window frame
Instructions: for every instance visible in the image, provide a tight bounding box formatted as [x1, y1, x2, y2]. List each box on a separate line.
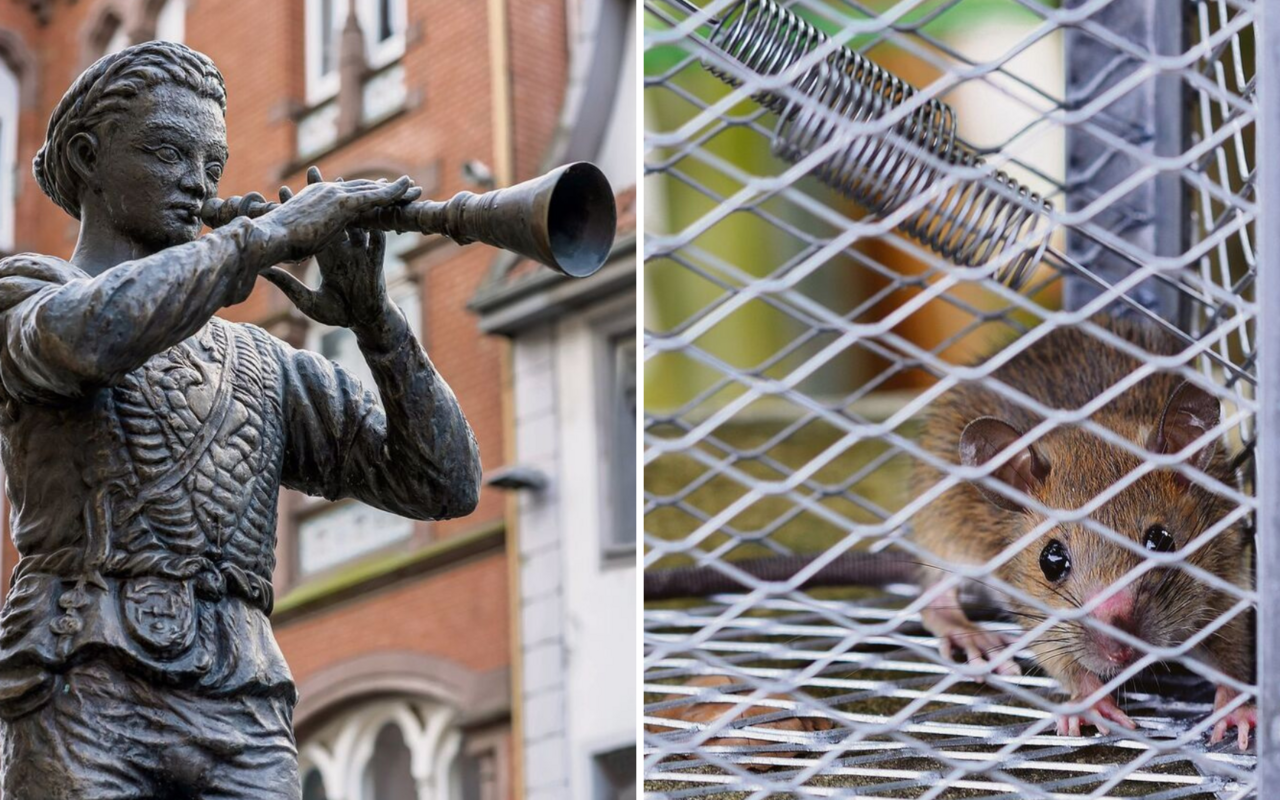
[305, 0, 343, 105]
[153, 0, 186, 43]
[298, 698, 462, 800]
[358, 0, 407, 71]
[594, 310, 637, 562]
[306, 0, 405, 106]
[0, 58, 18, 254]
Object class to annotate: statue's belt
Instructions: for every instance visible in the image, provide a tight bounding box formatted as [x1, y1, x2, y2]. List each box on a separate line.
[12, 549, 273, 613]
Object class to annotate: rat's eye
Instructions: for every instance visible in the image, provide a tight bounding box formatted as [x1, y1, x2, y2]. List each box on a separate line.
[1144, 525, 1175, 553]
[1039, 540, 1071, 582]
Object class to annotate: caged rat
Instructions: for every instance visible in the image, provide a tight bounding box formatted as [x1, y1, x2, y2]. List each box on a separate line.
[911, 317, 1255, 748]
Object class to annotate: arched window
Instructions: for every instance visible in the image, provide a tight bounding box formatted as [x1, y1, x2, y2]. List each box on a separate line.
[362, 723, 416, 800]
[0, 56, 17, 254]
[298, 697, 463, 800]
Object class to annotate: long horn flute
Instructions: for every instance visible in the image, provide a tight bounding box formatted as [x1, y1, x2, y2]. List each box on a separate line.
[200, 162, 617, 279]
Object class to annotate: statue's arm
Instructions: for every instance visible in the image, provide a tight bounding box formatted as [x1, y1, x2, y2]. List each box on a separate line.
[277, 304, 482, 521]
[0, 216, 267, 403]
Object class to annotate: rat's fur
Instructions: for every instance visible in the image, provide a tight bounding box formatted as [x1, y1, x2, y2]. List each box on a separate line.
[910, 317, 1252, 734]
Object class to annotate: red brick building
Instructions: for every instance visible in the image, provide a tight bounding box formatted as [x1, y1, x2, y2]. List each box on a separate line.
[0, 0, 631, 797]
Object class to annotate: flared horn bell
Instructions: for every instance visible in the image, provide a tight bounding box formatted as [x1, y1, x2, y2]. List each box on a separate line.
[201, 162, 618, 279]
[428, 162, 617, 278]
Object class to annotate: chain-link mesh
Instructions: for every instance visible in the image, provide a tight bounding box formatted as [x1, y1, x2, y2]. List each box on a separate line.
[643, 1, 1259, 797]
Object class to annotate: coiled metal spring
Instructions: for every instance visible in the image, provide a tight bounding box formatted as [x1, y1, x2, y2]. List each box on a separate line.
[687, 0, 1053, 287]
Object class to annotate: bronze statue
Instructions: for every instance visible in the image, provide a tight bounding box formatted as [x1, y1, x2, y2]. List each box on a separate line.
[0, 40, 613, 798]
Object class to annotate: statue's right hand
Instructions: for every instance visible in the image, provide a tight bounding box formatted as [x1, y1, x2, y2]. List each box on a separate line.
[257, 168, 422, 264]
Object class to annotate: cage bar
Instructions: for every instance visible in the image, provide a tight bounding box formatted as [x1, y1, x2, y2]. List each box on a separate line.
[1062, 0, 1190, 326]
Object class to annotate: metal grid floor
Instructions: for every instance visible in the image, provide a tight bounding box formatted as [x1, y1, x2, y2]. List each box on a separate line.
[644, 589, 1257, 799]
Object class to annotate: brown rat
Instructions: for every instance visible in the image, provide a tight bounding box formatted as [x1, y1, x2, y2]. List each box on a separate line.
[911, 316, 1255, 748]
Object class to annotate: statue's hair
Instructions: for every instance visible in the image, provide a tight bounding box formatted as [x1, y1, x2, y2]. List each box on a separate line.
[34, 41, 226, 219]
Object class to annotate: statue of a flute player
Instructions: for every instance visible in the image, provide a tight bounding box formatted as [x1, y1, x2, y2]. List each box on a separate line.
[0, 40, 612, 799]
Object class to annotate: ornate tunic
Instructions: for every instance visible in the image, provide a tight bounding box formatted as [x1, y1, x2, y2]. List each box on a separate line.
[0, 219, 481, 715]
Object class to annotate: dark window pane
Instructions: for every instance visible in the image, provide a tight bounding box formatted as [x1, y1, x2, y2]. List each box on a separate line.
[610, 336, 637, 552]
[594, 745, 636, 800]
[302, 769, 328, 800]
[363, 723, 416, 800]
[378, 0, 395, 41]
[456, 750, 482, 800]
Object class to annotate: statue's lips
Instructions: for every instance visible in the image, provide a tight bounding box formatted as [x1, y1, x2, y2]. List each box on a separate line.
[168, 205, 201, 224]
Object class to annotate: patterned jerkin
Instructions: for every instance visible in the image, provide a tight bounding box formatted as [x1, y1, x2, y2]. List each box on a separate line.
[0, 218, 481, 714]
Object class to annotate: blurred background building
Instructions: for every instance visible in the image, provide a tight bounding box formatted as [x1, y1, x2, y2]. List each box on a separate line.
[0, 0, 636, 798]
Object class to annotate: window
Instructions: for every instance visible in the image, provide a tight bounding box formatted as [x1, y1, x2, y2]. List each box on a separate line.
[361, 0, 406, 69]
[604, 334, 637, 557]
[594, 745, 636, 800]
[362, 723, 416, 800]
[298, 698, 463, 800]
[305, 0, 343, 103]
[296, 230, 422, 577]
[153, 0, 186, 43]
[302, 769, 328, 800]
[306, 0, 405, 105]
[595, 0, 637, 188]
[0, 57, 16, 254]
[303, 230, 419, 392]
[100, 13, 130, 58]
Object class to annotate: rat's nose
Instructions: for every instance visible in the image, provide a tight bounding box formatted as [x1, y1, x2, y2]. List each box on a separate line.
[1093, 634, 1137, 667]
[1085, 588, 1141, 667]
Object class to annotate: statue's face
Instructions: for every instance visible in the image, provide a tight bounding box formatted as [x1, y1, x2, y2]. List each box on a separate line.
[89, 82, 227, 251]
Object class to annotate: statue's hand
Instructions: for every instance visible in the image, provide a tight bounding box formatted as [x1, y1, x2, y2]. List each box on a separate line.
[255, 166, 420, 264]
[260, 168, 409, 331]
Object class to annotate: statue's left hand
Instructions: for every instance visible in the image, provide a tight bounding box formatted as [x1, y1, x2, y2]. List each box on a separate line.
[261, 167, 395, 331]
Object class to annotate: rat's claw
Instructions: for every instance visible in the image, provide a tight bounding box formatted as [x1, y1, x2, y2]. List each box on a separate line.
[1210, 686, 1255, 751]
[1058, 694, 1134, 738]
[939, 628, 1021, 682]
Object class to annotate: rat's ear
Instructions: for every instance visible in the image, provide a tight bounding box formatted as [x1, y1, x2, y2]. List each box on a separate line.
[67, 132, 99, 185]
[1149, 380, 1220, 475]
[960, 417, 1050, 512]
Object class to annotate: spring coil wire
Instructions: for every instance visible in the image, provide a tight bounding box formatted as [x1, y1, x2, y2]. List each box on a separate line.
[700, 0, 1052, 288]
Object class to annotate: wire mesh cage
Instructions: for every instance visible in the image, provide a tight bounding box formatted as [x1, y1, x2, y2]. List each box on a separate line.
[643, 0, 1260, 797]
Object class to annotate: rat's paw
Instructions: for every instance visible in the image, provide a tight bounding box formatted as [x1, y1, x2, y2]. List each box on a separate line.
[1056, 695, 1135, 737]
[935, 625, 1022, 681]
[1210, 686, 1255, 751]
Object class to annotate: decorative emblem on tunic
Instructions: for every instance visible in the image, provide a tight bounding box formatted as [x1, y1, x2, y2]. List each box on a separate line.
[121, 576, 197, 659]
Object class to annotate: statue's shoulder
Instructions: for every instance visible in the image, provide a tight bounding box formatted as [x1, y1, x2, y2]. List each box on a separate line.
[0, 254, 89, 313]
[0, 252, 88, 286]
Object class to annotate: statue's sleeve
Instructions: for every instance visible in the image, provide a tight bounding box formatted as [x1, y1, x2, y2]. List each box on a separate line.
[275, 315, 482, 521]
[0, 217, 263, 404]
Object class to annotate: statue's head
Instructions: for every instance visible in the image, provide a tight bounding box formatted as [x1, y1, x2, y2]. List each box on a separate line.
[34, 41, 228, 251]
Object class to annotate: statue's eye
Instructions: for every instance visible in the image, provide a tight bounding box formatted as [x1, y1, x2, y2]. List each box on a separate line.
[1039, 539, 1071, 582]
[1144, 525, 1176, 553]
[206, 163, 223, 182]
[153, 145, 182, 164]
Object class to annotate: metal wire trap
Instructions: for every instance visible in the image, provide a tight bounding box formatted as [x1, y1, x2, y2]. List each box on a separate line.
[645, 0, 1260, 796]
[645, 593, 1257, 799]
